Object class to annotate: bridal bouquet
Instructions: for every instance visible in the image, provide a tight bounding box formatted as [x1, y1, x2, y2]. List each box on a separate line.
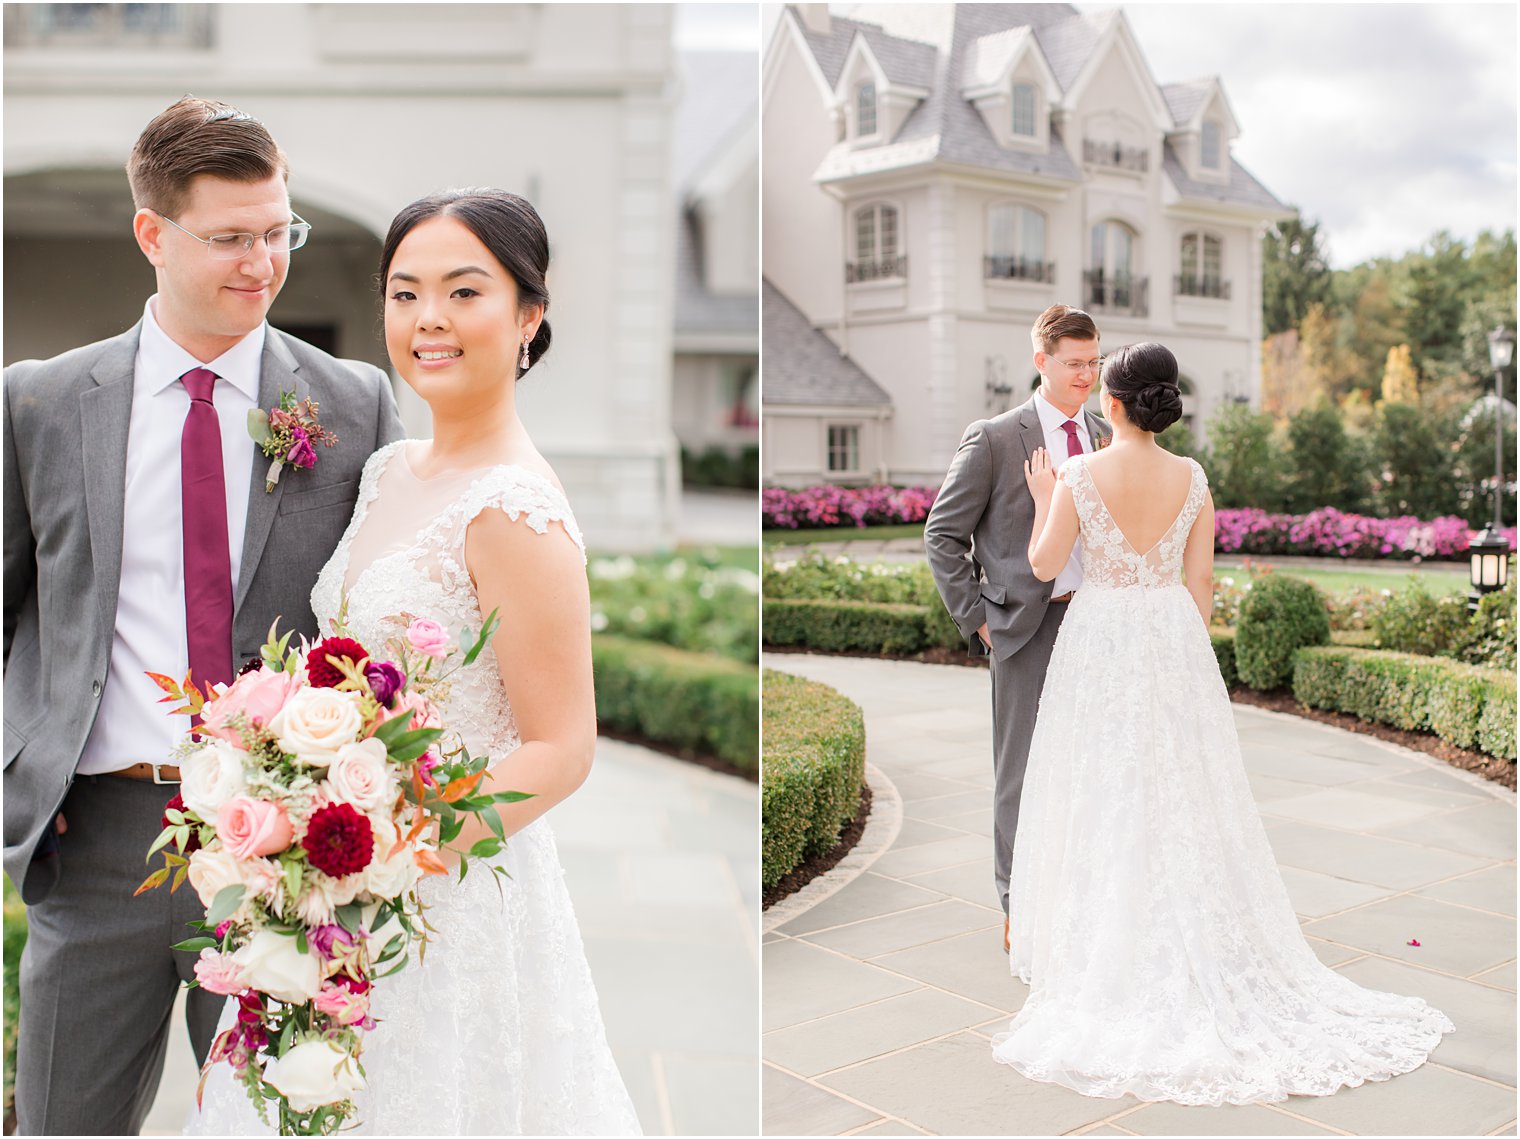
[139, 610, 527, 1135]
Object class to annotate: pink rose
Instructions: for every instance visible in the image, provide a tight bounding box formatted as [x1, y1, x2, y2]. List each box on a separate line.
[405, 618, 450, 660]
[194, 948, 245, 996]
[201, 668, 301, 742]
[215, 797, 295, 859]
[313, 980, 370, 1025]
[375, 691, 441, 734]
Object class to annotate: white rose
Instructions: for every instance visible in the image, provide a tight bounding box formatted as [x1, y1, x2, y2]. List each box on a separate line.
[230, 929, 323, 1004]
[263, 1040, 365, 1112]
[179, 741, 250, 818]
[363, 815, 418, 900]
[324, 738, 393, 812]
[186, 849, 251, 917]
[267, 688, 364, 767]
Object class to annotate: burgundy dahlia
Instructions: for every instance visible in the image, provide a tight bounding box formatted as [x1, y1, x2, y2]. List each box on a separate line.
[302, 802, 374, 878]
[307, 636, 369, 689]
[161, 792, 202, 854]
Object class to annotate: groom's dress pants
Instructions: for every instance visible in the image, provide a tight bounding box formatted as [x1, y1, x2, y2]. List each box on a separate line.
[990, 599, 1068, 917]
[15, 774, 226, 1135]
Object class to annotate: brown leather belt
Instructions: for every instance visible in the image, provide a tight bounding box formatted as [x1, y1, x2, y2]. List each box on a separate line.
[1049, 592, 1076, 603]
[106, 763, 182, 784]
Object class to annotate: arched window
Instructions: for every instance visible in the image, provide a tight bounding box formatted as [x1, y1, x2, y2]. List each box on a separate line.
[1179, 232, 1226, 298]
[1011, 83, 1036, 137]
[985, 204, 1049, 282]
[848, 203, 903, 281]
[857, 82, 877, 137]
[1087, 221, 1144, 314]
[1201, 121, 1222, 169]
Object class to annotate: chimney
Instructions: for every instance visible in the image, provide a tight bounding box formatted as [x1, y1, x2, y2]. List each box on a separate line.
[796, 4, 831, 35]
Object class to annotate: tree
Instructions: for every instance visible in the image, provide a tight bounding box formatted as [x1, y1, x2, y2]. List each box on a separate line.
[1156, 419, 1201, 459]
[1398, 231, 1475, 374]
[1261, 212, 1332, 336]
[1203, 403, 1286, 511]
[1454, 402, 1518, 528]
[1380, 345, 1419, 405]
[1370, 401, 1460, 519]
[1260, 329, 1319, 420]
[1282, 401, 1371, 514]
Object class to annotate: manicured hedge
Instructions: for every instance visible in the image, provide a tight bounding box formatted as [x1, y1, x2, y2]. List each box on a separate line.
[762, 671, 866, 889]
[1235, 575, 1331, 689]
[1292, 646, 1516, 761]
[764, 598, 937, 655]
[1210, 631, 1238, 687]
[592, 635, 758, 774]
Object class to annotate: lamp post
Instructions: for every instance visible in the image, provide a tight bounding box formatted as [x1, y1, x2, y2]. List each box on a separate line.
[1467, 326, 1514, 611]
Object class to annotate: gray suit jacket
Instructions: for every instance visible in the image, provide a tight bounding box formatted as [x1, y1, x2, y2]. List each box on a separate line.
[924, 395, 1111, 661]
[3, 323, 405, 902]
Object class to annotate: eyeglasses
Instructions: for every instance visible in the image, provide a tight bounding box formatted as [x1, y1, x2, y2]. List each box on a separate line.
[1055, 356, 1104, 374]
[155, 211, 311, 259]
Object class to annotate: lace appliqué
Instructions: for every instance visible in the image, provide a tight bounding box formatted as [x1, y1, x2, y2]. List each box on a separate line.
[1058, 455, 1206, 590]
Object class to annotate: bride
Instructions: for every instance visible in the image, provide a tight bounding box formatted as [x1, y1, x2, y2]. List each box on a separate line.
[992, 342, 1453, 1105]
[189, 189, 641, 1134]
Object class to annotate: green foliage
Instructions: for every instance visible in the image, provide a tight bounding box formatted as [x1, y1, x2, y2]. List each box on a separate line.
[1292, 646, 1515, 761]
[764, 554, 942, 606]
[1235, 575, 1331, 689]
[591, 635, 758, 773]
[1210, 631, 1238, 687]
[1282, 402, 1372, 514]
[1453, 404, 1518, 528]
[762, 671, 866, 889]
[762, 556, 965, 654]
[4, 876, 25, 1123]
[1370, 577, 1471, 657]
[1456, 573, 1517, 671]
[588, 551, 758, 664]
[1156, 419, 1201, 459]
[680, 445, 760, 490]
[1262, 212, 1333, 336]
[1201, 403, 1286, 511]
[764, 599, 932, 655]
[1370, 402, 1460, 519]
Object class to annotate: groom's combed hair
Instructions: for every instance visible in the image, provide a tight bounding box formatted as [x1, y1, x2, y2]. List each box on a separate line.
[1031, 304, 1099, 355]
[127, 96, 288, 218]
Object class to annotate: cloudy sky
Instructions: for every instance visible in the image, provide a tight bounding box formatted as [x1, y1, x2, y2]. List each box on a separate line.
[762, 3, 1517, 268]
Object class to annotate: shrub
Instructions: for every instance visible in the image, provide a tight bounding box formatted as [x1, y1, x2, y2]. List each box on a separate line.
[3, 876, 24, 1124]
[1212, 507, 1515, 562]
[681, 445, 760, 490]
[1235, 575, 1331, 689]
[591, 635, 758, 773]
[762, 485, 938, 529]
[1371, 577, 1471, 657]
[762, 671, 866, 888]
[1210, 631, 1238, 687]
[764, 598, 928, 655]
[1456, 572, 1517, 671]
[1292, 646, 1515, 760]
[589, 552, 759, 664]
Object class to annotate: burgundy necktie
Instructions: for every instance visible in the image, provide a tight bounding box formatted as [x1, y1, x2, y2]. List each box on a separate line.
[181, 367, 234, 701]
[1061, 419, 1084, 459]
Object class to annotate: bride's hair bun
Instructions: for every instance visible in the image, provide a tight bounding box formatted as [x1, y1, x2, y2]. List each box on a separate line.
[1101, 342, 1184, 434]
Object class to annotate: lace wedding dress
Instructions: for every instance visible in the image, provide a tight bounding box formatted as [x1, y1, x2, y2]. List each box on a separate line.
[991, 455, 1453, 1105]
[188, 440, 641, 1135]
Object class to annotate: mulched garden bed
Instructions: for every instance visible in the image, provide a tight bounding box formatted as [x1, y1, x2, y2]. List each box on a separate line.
[596, 725, 757, 783]
[763, 783, 873, 909]
[1228, 686, 1516, 791]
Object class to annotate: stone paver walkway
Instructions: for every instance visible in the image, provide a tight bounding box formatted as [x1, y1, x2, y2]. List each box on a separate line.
[762, 653, 1516, 1137]
[146, 738, 758, 1135]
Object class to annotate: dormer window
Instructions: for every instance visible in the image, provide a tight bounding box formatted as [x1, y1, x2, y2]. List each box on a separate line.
[1011, 83, 1036, 137]
[857, 82, 878, 137]
[1201, 121, 1222, 170]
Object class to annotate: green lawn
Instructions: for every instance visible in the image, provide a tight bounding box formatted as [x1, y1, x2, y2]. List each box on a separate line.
[763, 524, 925, 547]
[1216, 563, 1470, 598]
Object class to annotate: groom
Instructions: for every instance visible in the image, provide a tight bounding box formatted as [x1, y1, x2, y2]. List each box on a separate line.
[3, 96, 403, 1134]
[924, 304, 1110, 949]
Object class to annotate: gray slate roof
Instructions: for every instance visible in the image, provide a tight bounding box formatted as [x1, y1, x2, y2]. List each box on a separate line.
[1160, 80, 1212, 128]
[762, 280, 892, 407]
[673, 51, 759, 195]
[675, 212, 757, 340]
[1161, 142, 1286, 212]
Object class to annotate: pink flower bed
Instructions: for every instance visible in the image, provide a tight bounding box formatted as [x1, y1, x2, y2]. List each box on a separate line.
[764, 485, 1518, 562]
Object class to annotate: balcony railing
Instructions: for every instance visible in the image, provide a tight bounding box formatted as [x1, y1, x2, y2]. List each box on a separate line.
[1083, 139, 1148, 172]
[984, 256, 1055, 284]
[1083, 270, 1149, 318]
[846, 255, 908, 283]
[4, 4, 213, 48]
[1174, 274, 1231, 300]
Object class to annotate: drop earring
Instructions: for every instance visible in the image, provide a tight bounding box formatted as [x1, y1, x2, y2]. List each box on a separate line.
[520, 335, 531, 372]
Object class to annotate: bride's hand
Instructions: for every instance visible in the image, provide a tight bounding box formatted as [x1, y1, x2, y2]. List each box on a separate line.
[1024, 448, 1056, 502]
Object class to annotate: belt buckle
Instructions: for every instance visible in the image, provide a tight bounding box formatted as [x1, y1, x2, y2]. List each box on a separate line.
[151, 764, 181, 786]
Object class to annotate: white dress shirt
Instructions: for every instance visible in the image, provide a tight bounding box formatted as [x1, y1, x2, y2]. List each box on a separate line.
[76, 298, 264, 775]
[1033, 388, 1092, 598]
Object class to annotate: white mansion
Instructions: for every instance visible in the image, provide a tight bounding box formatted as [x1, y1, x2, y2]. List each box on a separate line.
[762, 3, 1291, 487]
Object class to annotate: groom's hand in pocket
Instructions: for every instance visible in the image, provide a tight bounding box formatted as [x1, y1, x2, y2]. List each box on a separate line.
[977, 623, 991, 652]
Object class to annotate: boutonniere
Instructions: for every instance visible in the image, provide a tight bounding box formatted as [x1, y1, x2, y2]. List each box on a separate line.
[1096, 432, 1112, 451]
[247, 391, 338, 492]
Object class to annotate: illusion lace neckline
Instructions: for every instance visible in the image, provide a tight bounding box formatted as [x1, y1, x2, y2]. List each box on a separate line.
[1076, 456, 1202, 557]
